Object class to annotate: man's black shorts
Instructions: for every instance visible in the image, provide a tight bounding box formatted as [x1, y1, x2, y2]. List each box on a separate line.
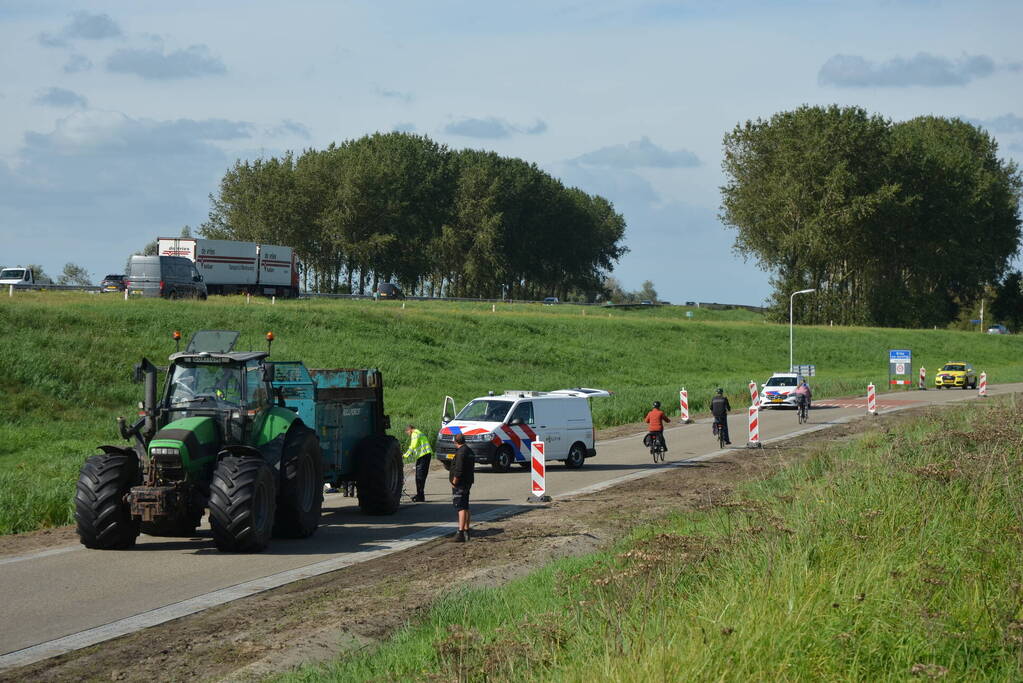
[452, 485, 471, 510]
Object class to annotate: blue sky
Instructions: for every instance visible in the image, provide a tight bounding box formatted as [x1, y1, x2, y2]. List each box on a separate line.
[1, 0, 1021, 304]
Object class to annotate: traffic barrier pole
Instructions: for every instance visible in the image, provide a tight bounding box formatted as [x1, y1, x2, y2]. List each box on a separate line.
[527, 441, 551, 502]
[8, 285, 12, 297]
[746, 405, 761, 449]
[979, 372, 988, 397]
[749, 380, 759, 405]
[272, 295, 276, 305]
[123, 289, 128, 301]
[867, 383, 877, 415]
[919, 367, 926, 390]
[679, 388, 693, 424]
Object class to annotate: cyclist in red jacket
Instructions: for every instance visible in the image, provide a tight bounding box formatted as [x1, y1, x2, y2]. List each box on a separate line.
[644, 401, 670, 452]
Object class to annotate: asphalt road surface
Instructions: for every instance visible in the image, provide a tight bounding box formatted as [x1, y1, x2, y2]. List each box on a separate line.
[0, 382, 1015, 667]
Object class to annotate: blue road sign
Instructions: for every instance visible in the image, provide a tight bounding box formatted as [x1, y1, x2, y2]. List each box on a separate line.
[889, 349, 912, 363]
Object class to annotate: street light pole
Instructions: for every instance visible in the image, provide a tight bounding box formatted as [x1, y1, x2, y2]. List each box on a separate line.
[789, 288, 816, 372]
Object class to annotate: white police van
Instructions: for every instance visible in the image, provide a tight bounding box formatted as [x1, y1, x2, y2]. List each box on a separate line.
[436, 389, 610, 472]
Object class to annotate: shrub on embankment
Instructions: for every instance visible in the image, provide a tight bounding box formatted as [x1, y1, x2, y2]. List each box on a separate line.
[283, 397, 1023, 681]
[1, 292, 1021, 534]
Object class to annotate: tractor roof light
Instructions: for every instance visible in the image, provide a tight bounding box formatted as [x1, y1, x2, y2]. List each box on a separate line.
[173, 329, 182, 352]
[266, 331, 274, 354]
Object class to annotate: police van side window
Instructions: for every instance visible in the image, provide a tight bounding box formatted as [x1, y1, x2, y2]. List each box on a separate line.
[510, 401, 534, 425]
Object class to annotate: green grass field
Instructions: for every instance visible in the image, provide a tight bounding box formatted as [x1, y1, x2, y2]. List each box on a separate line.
[280, 397, 1023, 682]
[1, 292, 1021, 535]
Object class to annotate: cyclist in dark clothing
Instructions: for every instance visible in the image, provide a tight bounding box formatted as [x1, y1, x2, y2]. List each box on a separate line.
[450, 434, 475, 542]
[710, 388, 732, 445]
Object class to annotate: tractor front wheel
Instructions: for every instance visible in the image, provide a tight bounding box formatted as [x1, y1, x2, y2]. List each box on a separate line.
[75, 452, 141, 549]
[355, 436, 402, 515]
[209, 457, 276, 552]
[274, 428, 324, 538]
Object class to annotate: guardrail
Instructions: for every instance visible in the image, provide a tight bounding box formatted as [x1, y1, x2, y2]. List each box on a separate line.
[4, 285, 766, 312]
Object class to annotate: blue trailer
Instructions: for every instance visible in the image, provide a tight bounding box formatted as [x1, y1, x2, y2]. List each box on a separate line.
[272, 362, 402, 514]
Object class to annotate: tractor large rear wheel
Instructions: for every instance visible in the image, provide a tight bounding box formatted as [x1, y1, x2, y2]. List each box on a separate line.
[75, 452, 141, 549]
[209, 457, 276, 552]
[274, 428, 324, 538]
[355, 436, 402, 515]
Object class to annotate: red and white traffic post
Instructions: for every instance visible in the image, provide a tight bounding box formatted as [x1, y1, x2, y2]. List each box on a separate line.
[867, 383, 877, 415]
[746, 404, 761, 449]
[527, 441, 551, 503]
[979, 372, 988, 397]
[749, 380, 759, 405]
[919, 367, 926, 390]
[679, 388, 693, 424]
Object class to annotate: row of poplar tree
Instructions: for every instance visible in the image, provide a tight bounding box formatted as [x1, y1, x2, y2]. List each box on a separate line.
[199, 132, 628, 300]
[721, 105, 1023, 328]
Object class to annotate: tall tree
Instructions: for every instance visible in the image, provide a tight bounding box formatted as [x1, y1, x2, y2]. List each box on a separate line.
[57, 263, 91, 285]
[720, 105, 1022, 327]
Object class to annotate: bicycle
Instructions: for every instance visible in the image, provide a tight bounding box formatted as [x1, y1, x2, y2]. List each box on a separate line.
[712, 419, 727, 449]
[646, 433, 666, 463]
[797, 397, 809, 424]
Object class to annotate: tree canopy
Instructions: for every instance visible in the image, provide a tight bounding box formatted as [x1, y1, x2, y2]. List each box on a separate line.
[720, 105, 1022, 327]
[200, 132, 628, 300]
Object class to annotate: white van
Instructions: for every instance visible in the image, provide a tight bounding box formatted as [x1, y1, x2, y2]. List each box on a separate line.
[436, 390, 601, 472]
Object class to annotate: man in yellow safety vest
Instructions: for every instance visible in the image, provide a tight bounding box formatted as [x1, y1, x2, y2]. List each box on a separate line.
[403, 424, 434, 502]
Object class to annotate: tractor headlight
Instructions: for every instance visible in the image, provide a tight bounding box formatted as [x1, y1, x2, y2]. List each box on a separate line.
[150, 447, 180, 456]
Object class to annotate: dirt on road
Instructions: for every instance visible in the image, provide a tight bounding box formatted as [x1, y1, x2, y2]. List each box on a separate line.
[2, 409, 925, 682]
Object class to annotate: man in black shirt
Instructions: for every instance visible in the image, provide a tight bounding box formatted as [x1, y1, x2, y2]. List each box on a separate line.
[710, 388, 732, 445]
[450, 434, 475, 542]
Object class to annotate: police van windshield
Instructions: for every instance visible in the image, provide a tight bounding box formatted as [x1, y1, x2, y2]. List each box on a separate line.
[455, 399, 513, 422]
[168, 363, 243, 407]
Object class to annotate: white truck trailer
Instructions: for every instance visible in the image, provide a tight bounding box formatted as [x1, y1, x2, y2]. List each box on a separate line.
[157, 238, 299, 297]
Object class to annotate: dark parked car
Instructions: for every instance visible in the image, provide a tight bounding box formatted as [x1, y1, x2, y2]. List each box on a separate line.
[375, 282, 404, 299]
[100, 274, 126, 293]
[126, 255, 207, 299]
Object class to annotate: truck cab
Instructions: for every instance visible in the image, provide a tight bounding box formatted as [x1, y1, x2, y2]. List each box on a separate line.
[0, 267, 35, 286]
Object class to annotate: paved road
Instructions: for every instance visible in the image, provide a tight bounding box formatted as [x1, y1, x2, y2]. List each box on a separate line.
[0, 382, 1015, 666]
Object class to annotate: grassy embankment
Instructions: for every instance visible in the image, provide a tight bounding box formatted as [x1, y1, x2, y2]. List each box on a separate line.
[1, 292, 1021, 535]
[283, 397, 1023, 681]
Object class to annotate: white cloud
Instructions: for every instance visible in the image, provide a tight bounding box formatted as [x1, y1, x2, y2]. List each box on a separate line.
[37, 11, 122, 47]
[570, 137, 699, 169]
[818, 52, 999, 87]
[968, 113, 1023, 134]
[376, 87, 413, 103]
[106, 44, 227, 80]
[63, 54, 93, 74]
[33, 87, 88, 109]
[443, 116, 548, 138]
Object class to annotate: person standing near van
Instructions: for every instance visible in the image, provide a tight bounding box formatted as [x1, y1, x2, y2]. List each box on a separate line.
[644, 401, 670, 452]
[403, 424, 433, 502]
[450, 434, 475, 542]
[711, 388, 731, 445]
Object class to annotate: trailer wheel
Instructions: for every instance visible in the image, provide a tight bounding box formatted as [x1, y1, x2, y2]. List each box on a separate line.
[209, 457, 276, 552]
[355, 436, 402, 515]
[75, 452, 141, 549]
[564, 442, 587, 469]
[274, 428, 324, 538]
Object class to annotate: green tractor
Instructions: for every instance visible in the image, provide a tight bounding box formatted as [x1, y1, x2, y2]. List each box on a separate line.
[74, 330, 403, 552]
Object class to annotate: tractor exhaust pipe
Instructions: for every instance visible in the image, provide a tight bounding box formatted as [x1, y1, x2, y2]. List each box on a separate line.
[134, 358, 159, 441]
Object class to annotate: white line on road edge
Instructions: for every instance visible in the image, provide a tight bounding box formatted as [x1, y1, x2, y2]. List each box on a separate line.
[0, 390, 997, 670]
[0, 545, 81, 567]
[0, 505, 523, 670]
